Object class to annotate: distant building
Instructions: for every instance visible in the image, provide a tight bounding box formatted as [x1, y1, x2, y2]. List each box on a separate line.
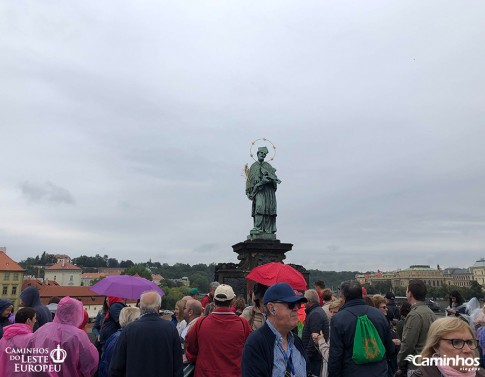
[470, 258, 485, 285]
[442, 268, 473, 287]
[0, 247, 26, 308]
[22, 279, 136, 319]
[393, 265, 445, 289]
[98, 267, 125, 275]
[81, 273, 109, 286]
[54, 254, 71, 264]
[151, 274, 164, 285]
[44, 260, 82, 286]
[170, 276, 190, 286]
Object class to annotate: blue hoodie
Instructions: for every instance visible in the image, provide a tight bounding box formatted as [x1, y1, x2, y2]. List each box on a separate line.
[19, 286, 52, 331]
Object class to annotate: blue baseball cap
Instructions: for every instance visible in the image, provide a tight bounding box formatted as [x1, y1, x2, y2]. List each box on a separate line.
[263, 283, 308, 305]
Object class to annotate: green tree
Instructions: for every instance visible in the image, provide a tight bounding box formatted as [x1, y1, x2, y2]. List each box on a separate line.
[107, 258, 119, 268]
[122, 264, 152, 280]
[469, 281, 483, 299]
[119, 260, 135, 268]
[190, 272, 209, 292]
[160, 287, 185, 310]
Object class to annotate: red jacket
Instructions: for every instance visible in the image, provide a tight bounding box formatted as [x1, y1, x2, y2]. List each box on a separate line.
[200, 294, 212, 309]
[186, 308, 251, 377]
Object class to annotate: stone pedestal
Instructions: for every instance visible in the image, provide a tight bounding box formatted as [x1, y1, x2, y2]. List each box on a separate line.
[215, 239, 309, 299]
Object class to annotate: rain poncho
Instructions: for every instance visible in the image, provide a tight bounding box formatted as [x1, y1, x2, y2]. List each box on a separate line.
[20, 286, 52, 331]
[27, 296, 99, 377]
[0, 323, 34, 377]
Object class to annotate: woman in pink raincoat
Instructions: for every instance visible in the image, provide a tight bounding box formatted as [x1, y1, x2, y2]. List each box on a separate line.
[0, 307, 37, 377]
[27, 296, 99, 377]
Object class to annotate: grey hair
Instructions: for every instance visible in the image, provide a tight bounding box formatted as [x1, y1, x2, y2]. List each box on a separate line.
[209, 281, 220, 291]
[304, 289, 320, 305]
[140, 291, 162, 314]
[119, 307, 141, 327]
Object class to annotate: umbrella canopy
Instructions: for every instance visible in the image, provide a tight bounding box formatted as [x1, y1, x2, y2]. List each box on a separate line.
[91, 275, 165, 300]
[246, 262, 307, 290]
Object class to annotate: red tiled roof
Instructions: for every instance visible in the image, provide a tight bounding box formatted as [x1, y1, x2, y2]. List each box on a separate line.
[39, 286, 98, 297]
[45, 261, 82, 271]
[152, 274, 164, 280]
[22, 279, 59, 291]
[0, 251, 26, 272]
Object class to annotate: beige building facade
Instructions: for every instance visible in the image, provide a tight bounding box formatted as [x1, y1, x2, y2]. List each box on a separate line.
[0, 248, 26, 308]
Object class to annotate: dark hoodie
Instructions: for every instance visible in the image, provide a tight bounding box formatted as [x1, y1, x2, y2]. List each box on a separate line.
[0, 299, 12, 338]
[20, 286, 52, 331]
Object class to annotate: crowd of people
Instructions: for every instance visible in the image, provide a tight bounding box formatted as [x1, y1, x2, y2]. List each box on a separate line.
[1, 278, 485, 377]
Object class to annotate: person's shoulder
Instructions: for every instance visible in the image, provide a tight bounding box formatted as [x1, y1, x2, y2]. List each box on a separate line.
[245, 325, 270, 347]
[241, 306, 254, 316]
[246, 323, 271, 341]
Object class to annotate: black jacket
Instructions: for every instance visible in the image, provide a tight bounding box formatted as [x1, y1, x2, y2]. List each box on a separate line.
[100, 302, 125, 345]
[109, 312, 183, 377]
[302, 304, 330, 361]
[328, 298, 394, 377]
[242, 321, 311, 377]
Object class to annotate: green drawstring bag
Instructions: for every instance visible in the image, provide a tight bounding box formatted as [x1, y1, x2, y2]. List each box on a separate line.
[352, 314, 386, 364]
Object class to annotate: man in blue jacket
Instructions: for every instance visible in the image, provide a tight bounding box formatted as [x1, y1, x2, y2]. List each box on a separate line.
[328, 280, 393, 377]
[242, 282, 311, 377]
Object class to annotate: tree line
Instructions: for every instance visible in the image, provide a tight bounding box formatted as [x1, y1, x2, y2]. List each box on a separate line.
[19, 253, 484, 305]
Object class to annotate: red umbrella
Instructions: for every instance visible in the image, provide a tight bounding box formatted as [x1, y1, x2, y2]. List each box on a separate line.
[246, 262, 307, 290]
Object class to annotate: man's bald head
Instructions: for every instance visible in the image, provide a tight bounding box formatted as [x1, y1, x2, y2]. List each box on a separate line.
[184, 299, 203, 322]
[140, 291, 162, 314]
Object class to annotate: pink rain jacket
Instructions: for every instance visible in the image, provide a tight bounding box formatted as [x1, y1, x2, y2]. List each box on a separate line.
[27, 296, 99, 377]
[0, 323, 34, 377]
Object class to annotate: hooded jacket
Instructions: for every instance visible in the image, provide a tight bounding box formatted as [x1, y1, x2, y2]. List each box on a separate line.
[27, 296, 99, 377]
[0, 323, 34, 377]
[19, 287, 52, 331]
[0, 299, 12, 337]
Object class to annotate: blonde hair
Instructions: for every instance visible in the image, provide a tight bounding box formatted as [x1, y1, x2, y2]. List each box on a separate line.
[372, 294, 387, 309]
[421, 317, 477, 359]
[175, 298, 188, 323]
[329, 299, 343, 311]
[119, 307, 140, 328]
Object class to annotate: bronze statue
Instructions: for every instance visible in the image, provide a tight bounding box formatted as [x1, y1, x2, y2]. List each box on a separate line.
[246, 146, 281, 236]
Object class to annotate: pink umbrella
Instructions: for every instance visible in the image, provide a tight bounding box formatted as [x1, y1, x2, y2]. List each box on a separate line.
[91, 275, 164, 300]
[246, 262, 307, 290]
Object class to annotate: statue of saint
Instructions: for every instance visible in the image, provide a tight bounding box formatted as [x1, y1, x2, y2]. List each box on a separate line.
[246, 146, 281, 236]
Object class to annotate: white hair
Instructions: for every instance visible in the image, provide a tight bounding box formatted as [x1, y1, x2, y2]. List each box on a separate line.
[140, 291, 162, 314]
[304, 289, 320, 305]
[209, 281, 220, 291]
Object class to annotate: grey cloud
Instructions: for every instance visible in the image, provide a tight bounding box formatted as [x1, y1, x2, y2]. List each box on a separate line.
[20, 181, 75, 205]
[193, 244, 221, 254]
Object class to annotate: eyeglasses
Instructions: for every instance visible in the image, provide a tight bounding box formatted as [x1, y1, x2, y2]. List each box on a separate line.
[442, 338, 478, 350]
[272, 301, 301, 310]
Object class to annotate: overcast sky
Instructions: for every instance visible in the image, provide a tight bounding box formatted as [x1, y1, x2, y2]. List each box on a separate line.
[1, 1, 484, 272]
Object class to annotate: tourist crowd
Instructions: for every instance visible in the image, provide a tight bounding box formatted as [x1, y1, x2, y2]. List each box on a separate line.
[1, 278, 485, 377]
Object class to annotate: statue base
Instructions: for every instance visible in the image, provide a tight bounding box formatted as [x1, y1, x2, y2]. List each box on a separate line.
[215, 238, 309, 300]
[247, 232, 277, 241]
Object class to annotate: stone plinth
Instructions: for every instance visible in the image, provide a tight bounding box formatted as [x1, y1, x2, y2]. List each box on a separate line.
[233, 239, 293, 270]
[215, 238, 309, 299]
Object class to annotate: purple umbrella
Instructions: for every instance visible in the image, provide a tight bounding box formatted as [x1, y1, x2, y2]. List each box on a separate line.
[91, 275, 165, 300]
